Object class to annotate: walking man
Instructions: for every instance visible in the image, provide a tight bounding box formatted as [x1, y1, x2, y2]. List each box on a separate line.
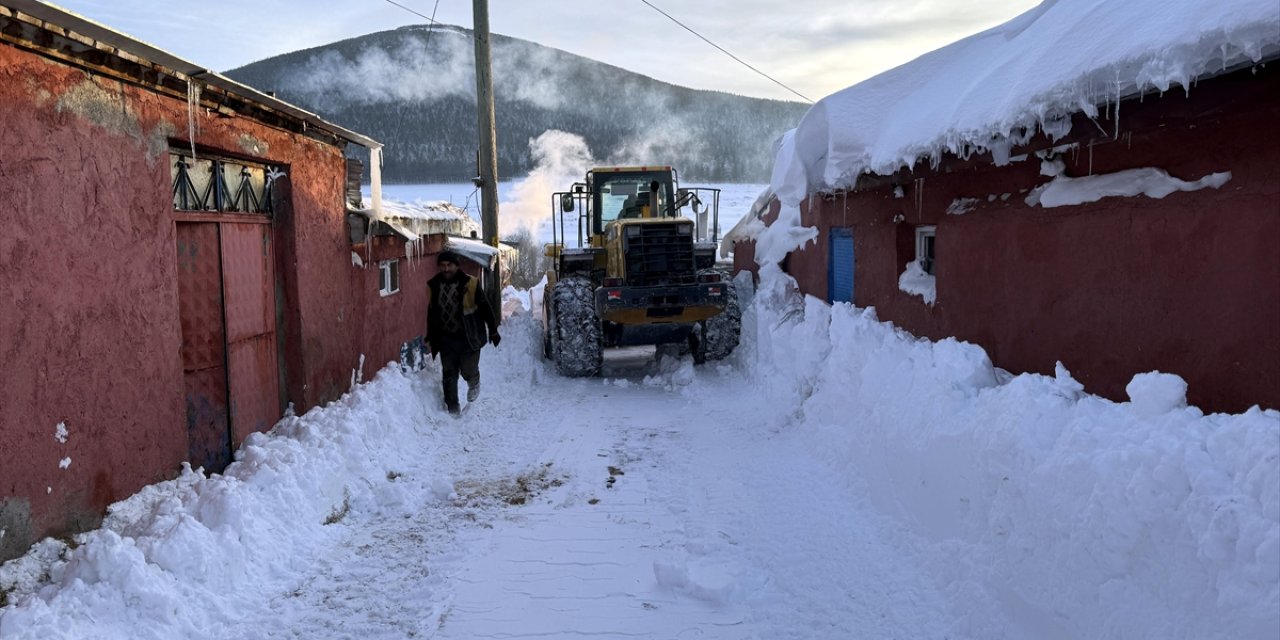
[426, 251, 500, 414]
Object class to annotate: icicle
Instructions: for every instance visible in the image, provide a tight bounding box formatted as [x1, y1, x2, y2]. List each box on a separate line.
[363, 147, 384, 269]
[370, 146, 385, 219]
[1113, 71, 1122, 140]
[186, 79, 201, 161]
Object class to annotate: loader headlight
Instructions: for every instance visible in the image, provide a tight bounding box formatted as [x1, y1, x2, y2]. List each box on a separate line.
[678, 223, 693, 236]
[625, 225, 642, 238]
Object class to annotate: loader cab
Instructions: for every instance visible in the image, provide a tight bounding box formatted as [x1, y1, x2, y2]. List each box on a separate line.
[589, 167, 676, 235]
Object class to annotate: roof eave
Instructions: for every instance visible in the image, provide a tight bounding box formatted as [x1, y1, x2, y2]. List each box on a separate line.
[3, 0, 381, 150]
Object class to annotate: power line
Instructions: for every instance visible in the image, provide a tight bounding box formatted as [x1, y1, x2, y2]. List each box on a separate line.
[423, 0, 441, 48]
[638, 0, 813, 103]
[380, 0, 442, 50]
[378, 0, 813, 103]
[381, 0, 440, 25]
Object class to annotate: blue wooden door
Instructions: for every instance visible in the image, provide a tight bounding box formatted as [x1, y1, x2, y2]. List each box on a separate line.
[828, 228, 854, 304]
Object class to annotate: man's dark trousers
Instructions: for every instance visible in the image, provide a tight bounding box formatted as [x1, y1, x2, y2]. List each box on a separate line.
[441, 349, 481, 410]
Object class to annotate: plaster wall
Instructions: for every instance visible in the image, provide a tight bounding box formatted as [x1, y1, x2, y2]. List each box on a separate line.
[0, 41, 352, 559]
[737, 67, 1279, 413]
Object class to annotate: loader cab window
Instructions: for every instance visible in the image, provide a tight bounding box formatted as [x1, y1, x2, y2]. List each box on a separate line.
[595, 174, 671, 232]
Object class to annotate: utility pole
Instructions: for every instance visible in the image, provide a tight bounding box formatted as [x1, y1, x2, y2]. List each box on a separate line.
[472, 0, 501, 320]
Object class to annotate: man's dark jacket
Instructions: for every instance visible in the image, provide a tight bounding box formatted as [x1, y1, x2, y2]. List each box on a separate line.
[426, 270, 498, 354]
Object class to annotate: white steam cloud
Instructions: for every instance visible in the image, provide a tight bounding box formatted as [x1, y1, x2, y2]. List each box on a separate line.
[499, 130, 596, 236]
[606, 112, 709, 176]
[278, 32, 475, 109]
[276, 28, 578, 112]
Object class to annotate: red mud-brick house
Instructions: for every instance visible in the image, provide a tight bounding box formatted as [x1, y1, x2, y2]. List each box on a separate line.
[0, 1, 465, 561]
[728, 0, 1280, 413]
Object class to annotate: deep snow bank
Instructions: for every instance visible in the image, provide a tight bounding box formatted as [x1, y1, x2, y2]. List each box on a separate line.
[0, 308, 548, 639]
[740, 266, 1280, 638]
[0, 365, 439, 638]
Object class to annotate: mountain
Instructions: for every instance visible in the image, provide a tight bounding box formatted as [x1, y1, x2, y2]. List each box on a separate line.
[225, 24, 809, 183]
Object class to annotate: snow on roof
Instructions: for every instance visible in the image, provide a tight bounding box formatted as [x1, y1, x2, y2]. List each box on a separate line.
[4, 0, 381, 150]
[352, 198, 480, 241]
[445, 236, 514, 270]
[720, 187, 774, 257]
[770, 0, 1280, 205]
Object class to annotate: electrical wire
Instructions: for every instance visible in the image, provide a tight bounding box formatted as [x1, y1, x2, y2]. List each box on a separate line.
[379, 0, 812, 102]
[423, 0, 442, 49]
[381, 0, 441, 25]
[638, 0, 812, 103]
[379, 0, 442, 51]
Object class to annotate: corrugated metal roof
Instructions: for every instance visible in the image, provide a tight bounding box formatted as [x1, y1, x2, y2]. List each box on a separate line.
[3, 0, 381, 150]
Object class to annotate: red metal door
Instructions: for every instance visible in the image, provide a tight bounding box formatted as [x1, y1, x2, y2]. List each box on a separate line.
[220, 223, 282, 446]
[176, 222, 231, 473]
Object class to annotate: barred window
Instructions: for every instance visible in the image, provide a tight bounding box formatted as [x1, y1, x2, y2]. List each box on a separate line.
[171, 150, 283, 214]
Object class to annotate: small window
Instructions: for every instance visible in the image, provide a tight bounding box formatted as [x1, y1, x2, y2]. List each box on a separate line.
[379, 259, 400, 296]
[915, 226, 936, 275]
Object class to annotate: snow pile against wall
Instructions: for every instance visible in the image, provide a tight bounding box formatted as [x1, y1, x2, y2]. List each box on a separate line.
[760, 0, 1280, 263]
[0, 372, 430, 635]
[0, 307, 548, 638]
[740, 269, 1280, 638]
[897, 262, 936, 305]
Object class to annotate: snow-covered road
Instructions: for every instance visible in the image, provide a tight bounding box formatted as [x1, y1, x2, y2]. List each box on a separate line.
[227, 343, 957, 639]
[2, 281, 1276, 639]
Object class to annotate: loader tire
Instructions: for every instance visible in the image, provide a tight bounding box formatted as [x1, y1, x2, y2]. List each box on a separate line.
[697, 271, 741, 362]
[541, 286, 553, 359]
[549, 274, 603, 377]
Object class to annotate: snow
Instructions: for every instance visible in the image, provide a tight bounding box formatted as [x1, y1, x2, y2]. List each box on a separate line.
[898, 261, 937, 305]
[443, 235, 502, 270]
[353, 197, 480, 242]
[770, 0, 1279, 203]
[2, 274, 1275, 638]
[1026, 167, 1233, 208]
[946, 196, 979, 215]
[759, 0, 1279, 268]
[1126, 371, 1190, 418]
[720, 186, 775, 257]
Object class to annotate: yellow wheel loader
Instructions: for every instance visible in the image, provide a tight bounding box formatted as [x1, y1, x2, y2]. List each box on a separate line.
[542, 166, 741, 376]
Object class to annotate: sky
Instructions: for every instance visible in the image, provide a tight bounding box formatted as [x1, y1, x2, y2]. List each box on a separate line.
[47, 0, 1040, 102]
[1, 274, 1276, 638]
